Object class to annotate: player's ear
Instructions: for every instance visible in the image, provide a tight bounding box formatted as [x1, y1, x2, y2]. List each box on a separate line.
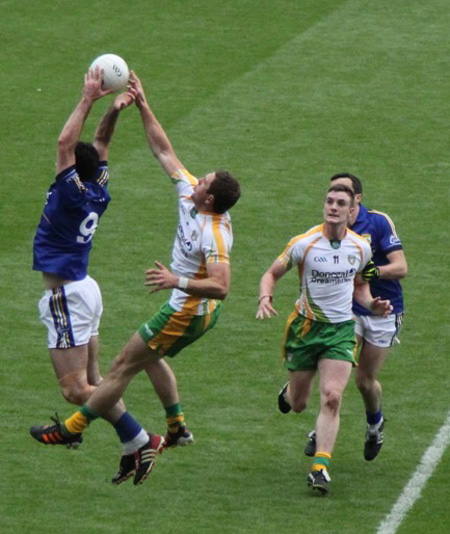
[348, 205, 356, 220]
[206, 193, 215, 209]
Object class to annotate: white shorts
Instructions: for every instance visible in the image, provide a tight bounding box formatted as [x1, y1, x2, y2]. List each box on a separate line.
[38, 275, 103, 349]
[354, 313, 403, 348]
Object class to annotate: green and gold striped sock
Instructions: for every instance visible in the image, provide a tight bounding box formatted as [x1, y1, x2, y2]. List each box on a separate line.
[64, 404, 99, 435]
[312, 451, 331, 473]
[165, 403, 185, 433]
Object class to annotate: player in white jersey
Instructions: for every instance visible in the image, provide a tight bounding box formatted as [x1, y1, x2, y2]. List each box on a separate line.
[256, 184, 392, 494]
[32, 71, 241, 486]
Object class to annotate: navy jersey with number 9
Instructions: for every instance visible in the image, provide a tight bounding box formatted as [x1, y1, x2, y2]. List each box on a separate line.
[33, 163, 111, 281]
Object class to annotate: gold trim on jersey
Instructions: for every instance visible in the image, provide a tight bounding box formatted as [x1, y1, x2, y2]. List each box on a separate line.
[368, 209, 399, 236]
[299, 236, 322, 320]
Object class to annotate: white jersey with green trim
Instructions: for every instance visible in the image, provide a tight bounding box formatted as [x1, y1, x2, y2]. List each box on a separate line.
[278, 224, 372, 323]
[168, 169, 233, 315]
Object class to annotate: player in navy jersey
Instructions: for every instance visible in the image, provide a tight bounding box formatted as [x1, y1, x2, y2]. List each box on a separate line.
[293, 173, 407, 462]
[31, 67, 137, 447]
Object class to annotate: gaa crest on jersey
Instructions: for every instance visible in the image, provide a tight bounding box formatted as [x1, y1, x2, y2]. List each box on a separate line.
[348, 255, 356, 265]
[191, 230, 199, 242]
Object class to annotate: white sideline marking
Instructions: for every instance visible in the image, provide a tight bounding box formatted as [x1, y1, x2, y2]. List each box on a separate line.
[377, 410, 450, 534]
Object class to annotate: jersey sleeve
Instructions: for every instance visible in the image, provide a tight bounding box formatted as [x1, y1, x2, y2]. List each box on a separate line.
[55, 166, 90, 208]
[277, 236, 304, 271]
[374, 213, 403, 254]
[357, 241, 373, 272]
[171, 168, 198, 198]
[202, 215, 233, 265]
[95, 161, 110, 187]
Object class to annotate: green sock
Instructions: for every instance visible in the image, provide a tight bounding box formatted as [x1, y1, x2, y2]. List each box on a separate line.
[165, 403, 185, 432]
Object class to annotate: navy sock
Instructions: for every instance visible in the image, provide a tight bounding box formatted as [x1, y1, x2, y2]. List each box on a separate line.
[366, 409, 383, 426]
[113, 412, 143, 443]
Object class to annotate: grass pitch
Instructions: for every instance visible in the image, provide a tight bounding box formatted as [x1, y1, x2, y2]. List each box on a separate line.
[2, 1, 449, 533]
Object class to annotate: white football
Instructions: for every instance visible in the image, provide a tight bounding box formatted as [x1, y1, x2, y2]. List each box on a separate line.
[89, 54, 129, 92]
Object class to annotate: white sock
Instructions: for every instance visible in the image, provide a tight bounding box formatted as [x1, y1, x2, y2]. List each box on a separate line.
[368, 417, 384, 433]
[122, 429, 149, 455]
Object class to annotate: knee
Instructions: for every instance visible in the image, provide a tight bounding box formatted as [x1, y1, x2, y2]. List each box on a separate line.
[355, 373, 374, 396]
[59, 379, 95, 406]
[88, 375, 103, 387]
[322, 389, 342, 414]
[291, 397, 308, 413]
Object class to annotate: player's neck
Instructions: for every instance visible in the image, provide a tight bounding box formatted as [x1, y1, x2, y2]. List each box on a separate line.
[323, 222, 347, 241]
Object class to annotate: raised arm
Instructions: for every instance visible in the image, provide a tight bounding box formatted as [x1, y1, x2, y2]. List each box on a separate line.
[130, 71, 183, 176]
[93, 89, 136, 161]
[56, 67, 112, 174]
[256, 259, 288, 319]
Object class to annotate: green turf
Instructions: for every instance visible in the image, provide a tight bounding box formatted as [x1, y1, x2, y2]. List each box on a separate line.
[2, 0, 450, 533]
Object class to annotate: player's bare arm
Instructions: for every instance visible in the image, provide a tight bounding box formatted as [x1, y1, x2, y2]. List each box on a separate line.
[353, 275, 393, 317]
[130, 71, 183, 176]
[145, 261, 230, 300]
[378, 249, 408, 280]
[256, 259, 288, 319]
[57, 67, 112, 174]
[94, 90, 136, 160]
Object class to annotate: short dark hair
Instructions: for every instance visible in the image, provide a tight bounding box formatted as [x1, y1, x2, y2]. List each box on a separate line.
[329, 173, 362, 195]
[208, 170, 241, 214]
[75, 142, 100, 182]
[327, 184, 355, 206]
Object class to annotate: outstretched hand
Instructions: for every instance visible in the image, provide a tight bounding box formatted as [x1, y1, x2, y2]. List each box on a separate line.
[83, 66, 114, 101]
[370, 296, 393, 317]
[145, 261, 178, 293]
[113, 87, 136, 111]
[128, 70, 147, 108]
[256, 296, 278, 320]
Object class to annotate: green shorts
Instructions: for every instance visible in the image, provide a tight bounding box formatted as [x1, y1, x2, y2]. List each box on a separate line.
[138, 301, 222, 357]
[283, 311, 356, 372]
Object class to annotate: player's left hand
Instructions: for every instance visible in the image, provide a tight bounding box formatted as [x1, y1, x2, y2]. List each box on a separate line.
[362, 260, 380, 282]
[370, 296, 393, 317]
[145, 261, 177, 292]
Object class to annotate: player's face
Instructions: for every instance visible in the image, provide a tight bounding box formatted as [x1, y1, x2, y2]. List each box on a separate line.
[329, 178, 360, 226]
[192, 172, 216, 211]
[324, 191, 354, 226]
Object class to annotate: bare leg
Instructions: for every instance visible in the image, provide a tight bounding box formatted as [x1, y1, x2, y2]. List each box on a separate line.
[86, 332, 158, 416]
[315, 359, 352, 454]
[50, 338, 126, 424]
[355, 340, 390, 414]
[287, 369, 316, 413]
[144, 357, 179, 407]
[86, 335, 102, 386]
[50, 344, 95, 406]
[86, 335, 126, 419]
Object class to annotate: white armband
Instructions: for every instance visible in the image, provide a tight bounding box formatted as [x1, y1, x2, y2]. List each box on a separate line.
[178, 276, 189, 290]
